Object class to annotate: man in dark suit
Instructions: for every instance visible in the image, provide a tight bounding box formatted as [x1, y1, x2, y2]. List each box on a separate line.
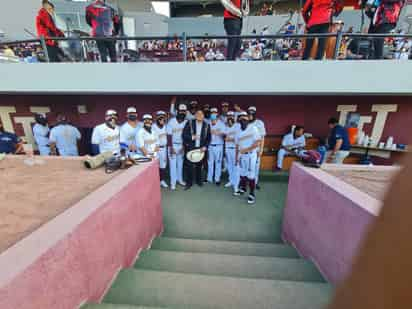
[182, 110, 211, 190]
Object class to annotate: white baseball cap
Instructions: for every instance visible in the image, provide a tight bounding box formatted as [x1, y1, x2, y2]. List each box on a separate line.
[106, 110, 118, 117]
[127, 107, 137, 113]
[238, 111, 248, 118]
[210, 107, 218, 113]
[227, 111, 235, 117]
[178, 104, 187, 111]
[142, 114, 153, 120]
[156, 111, 167, 118]
[248, 106, 257, 113]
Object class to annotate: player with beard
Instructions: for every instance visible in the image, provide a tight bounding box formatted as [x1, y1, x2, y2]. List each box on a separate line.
[120, 107, 141, 155]
[91, 110, 120, 155]
[153, 111, 168, 188]
[167, 104, 188, 191]
[32, 113, 50, 156]
[234, 112, 262, 205]
[224, 111, 240, 191]
[248, 106, 266, 190]
[136, 114, 159, 158]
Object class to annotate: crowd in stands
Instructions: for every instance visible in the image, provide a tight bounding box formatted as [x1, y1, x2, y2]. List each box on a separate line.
[0, 43, 44, 63]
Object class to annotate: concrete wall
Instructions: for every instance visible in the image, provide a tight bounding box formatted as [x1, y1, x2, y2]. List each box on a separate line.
[282, 164, 393, 284]
[0, 158, 163, 309]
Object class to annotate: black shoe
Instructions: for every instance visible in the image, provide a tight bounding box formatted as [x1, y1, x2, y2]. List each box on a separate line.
[184, 185, 192, 191]
[239, 188, 246, 194]
[256, 184, 261, 191]
[248, 193, 256, 205]
[216, 181, 221, 186]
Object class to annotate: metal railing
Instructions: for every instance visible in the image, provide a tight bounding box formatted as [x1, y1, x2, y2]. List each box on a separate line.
[0, 32, 411, 63]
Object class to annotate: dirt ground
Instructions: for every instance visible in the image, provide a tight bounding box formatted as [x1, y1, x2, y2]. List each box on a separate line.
[0, 156, 119, 254]
[326, 169, 399, 201]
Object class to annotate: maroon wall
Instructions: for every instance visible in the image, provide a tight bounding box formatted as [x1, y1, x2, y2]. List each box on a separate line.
[1, 94, 411, 145]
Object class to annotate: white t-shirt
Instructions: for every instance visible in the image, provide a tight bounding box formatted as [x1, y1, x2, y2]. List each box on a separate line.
[91, 123, 120, 154]
[282, 133, 306, 149]
[32, 124, 50, 148]
[224, 123, 240, 148]
[195, 121, 203, 148]
[210, 120, 225, 145]
[49, 124, 81, 156]
[136, 127, 158, 155]
[120, 122, 142, 148]
[153, 124, 167, 147]
[236, 124, 261, 153]
[167, 118, 186, 145]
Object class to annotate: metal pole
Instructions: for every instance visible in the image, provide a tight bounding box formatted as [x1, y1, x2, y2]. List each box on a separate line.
[40, 36, 50, 62]
[333, 30, 343, 60]
[182, 32, 187, 62]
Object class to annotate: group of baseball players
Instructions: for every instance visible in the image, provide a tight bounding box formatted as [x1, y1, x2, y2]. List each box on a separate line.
[90, 99, 266, 205]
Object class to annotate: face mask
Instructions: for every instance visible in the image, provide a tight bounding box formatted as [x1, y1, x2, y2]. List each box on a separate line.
[228, 118, 235, 126]
[240, 120, 249, 130]
[210, 114, 218, 121]
[177, 113, 186, 121]
[144, 124, 152, 133]
[128, 115, 137, 121]
[106, 117, 117, 128]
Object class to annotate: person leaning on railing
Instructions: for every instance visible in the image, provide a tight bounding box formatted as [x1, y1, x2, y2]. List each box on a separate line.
[35, 0, 65, 62]
[301, 0, 343, 60]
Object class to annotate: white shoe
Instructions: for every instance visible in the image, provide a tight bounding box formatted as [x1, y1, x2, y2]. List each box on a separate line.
[160, 180, 169, 188]
[225, 182, 232, 188]
[178, 181, 186, 186]
[171, 185, 176, 191]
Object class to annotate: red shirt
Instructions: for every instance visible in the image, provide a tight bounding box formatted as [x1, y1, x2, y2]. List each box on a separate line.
[302, 0, 343, 28]
[35, 8, 64, 46]
[224, 0, 242, 19]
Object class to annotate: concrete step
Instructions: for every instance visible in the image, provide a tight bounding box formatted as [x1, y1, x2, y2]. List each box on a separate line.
[104, 269, 333, 309]
[82, 304, 166, 309]
[135, 250, 324, 282]
[151, 237, 300, 258]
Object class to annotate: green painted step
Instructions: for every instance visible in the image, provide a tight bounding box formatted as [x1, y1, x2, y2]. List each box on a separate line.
[135, 250, 324, 282]
[151, 237, 300, 258]
[258, 170, 289, 182]
[82, 304, 166, 309]
[104, 269, 333, 309]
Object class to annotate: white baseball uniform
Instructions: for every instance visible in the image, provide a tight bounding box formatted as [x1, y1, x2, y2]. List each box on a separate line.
[120, 121, 142, 153]
[224, 122, 240, 189]
[136, 127, 159, 157]
[251, 119, 266, 184]
[167, 117, 187, 188]
[49, 124, 81, 156]
[277, 133, 306, 169]
[32, 123, 50, 155]
[153, 123, 168, 169]
[91, 123, 121, 155]
[207, 120, 225, 183]
[236, 124, 261, 180]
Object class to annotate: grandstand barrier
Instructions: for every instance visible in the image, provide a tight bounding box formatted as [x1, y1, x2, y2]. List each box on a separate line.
[1, 32, 411, 63]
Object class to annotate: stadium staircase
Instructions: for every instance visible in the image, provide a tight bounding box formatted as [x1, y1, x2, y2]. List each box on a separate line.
[83, 171, 333, 309]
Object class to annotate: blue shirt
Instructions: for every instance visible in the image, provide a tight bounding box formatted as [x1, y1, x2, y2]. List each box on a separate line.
[0, 131, 20, 154]
[328, 125, 351, 151]
[49, 124, 81, 156]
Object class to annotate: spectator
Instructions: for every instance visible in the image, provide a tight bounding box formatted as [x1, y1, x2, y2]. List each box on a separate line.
[205, 49, 216, 61]
[326, 117, 351, 164]
[394, 37, 411, 60]
[36, 0, 65, 62]
[215, 50, 226, 61]
[49, 114, 82, 156]
[86, 0, 120, 63]
[0, 120, 23, 154]
[2, 46, 16, 57]
[302, 0, 343, 60]
[366, 0, 405, 59]
[222, 0, 247, 61]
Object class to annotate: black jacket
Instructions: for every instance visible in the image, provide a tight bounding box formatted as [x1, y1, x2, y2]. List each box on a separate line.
[182, 120, 211, 151]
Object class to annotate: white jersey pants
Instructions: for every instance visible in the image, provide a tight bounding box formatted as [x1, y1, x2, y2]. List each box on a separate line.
[277, 149, 306, 169]
[207, 144, 224, 183]
[225, 147, 237, 188]
[38, 145, 50, 156]
[240, 151, 258, 180]
[158, 146, 167, 169]
[255, 155, 261, 184]
[169, 144, 184, 186]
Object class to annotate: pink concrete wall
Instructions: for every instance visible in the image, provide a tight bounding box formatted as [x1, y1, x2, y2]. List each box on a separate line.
[0, 161, 163, 309]
[281, 163, 384, 284]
